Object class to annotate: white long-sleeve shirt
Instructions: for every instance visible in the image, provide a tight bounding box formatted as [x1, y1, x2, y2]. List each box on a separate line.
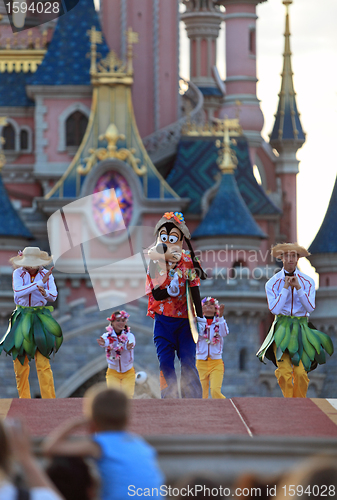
[196, 317, 229, 360]
[265, 268, 315, 317]
[101, 330, 135, 373]
[13, 267, 58, 307]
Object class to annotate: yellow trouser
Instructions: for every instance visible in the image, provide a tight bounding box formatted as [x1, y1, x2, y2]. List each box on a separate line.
[13, 350, 56, 399]
[196, 358, 226, 399]
[273, 343, 309, 398]
[106, 367, 136, 398]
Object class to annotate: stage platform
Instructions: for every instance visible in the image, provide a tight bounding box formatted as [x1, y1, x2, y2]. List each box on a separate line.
[1, 397, 337, 481]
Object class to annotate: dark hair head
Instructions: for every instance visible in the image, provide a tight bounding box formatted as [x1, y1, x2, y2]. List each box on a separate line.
[0, 420, 11, 474]
[46, 456, 99, 500]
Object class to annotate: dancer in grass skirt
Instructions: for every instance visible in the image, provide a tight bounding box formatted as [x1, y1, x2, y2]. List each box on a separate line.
[257, 243, 334, 398]
[0, 247, 63, 398]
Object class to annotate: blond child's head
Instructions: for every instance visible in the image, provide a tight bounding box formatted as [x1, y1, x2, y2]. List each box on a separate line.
[83, 383, 129, 432]
[106, 310, 130, 334]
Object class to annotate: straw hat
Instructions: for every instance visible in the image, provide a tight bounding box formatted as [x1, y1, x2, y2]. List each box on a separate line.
[154, 212, 191, 239]
[10, 247, 53, 269]
[271, 243, 310, 259]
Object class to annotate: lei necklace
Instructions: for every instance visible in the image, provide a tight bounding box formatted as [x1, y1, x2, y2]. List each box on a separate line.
[106, 325, 129, 360]
[202, 297, 220, 345]
[203, 317, 221, 345]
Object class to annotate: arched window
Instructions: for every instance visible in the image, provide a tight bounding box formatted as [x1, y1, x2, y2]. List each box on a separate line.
[249, 27, 256, 56]
[20, 129, 28, 150]
[239, 348, 247, 371]
[2, 124, 15, 150]
[66, 111, 88, 147]
[230, 260, 247, 279]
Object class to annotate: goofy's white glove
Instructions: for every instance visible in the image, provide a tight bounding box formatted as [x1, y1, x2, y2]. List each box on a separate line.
[167, 272, 180, 297]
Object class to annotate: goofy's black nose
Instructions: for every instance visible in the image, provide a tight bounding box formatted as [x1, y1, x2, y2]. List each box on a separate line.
[156, 243, 167, 254]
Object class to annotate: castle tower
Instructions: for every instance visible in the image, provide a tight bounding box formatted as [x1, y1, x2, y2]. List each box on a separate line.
[307, 179, 337, 397]
[217, 0, 266, 161]
[100, 0, 180, 138]
[181, 0, 225, 121]
[269, 0, 305, 243]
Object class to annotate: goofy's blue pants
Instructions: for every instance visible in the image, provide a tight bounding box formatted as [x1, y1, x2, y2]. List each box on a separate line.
[154, 314, 202, 398]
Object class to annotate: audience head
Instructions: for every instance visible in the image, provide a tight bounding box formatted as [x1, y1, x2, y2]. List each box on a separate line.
[276, 456, 337, 500]
[173, 474, 225, 498]
[0, 420, 11, 475]
[46, 456, 99, 500]
[83, 383, 129, 432]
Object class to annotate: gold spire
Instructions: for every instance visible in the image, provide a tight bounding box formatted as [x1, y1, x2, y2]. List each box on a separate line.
[216, 117, 240, 175]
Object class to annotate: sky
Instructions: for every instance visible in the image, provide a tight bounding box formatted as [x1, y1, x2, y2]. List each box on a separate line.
[94, 0, 337, 283]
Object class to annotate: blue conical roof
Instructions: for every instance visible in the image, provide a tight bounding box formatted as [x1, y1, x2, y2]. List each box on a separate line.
[0, 175, 32, 238]
[29, 0, 109, 86]
[269, 3, 305, 145]
[192, 173, 266, 239]
[309, 175, 337, 254]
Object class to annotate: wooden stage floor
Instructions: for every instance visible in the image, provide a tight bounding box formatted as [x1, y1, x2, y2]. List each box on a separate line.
[0, 397, 337, 439]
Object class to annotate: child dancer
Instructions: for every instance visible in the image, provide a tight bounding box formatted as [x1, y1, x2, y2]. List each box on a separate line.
[196, 297, 229, 399]
[97, 310, 136, 398]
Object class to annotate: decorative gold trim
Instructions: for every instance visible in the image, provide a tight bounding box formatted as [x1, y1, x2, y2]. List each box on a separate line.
[0, 48, 46, 73]
[88, 26, 139, 86]
[77, 123, 147, 177]
[182, 118, 242, 138]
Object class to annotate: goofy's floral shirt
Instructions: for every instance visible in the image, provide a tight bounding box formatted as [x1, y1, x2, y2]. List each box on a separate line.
[146, 250, 200, 319]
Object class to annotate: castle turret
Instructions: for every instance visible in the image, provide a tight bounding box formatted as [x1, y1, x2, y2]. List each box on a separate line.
[181, 0, 225, 121]
[307, 177, 337, 397]
[217, 0, 266, 160]
[269, 0, 305, 243]
[309, 177, 337, 289]
[100, 0, 180, 137]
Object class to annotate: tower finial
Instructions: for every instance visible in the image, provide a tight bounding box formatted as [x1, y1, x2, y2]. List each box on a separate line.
[269, 0, 305, 147]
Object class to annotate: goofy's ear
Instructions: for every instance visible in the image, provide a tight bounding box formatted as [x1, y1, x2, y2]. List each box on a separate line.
[185, 239, 207, 280]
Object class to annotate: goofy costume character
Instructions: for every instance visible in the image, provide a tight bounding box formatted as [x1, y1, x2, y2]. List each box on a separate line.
[146, 212, 207, 398]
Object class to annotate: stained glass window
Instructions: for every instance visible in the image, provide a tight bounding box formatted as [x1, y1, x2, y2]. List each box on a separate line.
[92, 171, 133, 235]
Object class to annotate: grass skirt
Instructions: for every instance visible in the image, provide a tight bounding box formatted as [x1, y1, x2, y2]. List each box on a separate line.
[0, 305, 63, 366]
[256, 315, 334, 372]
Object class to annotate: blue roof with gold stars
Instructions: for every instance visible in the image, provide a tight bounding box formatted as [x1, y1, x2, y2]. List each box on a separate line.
[29, 0, 109, 86]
